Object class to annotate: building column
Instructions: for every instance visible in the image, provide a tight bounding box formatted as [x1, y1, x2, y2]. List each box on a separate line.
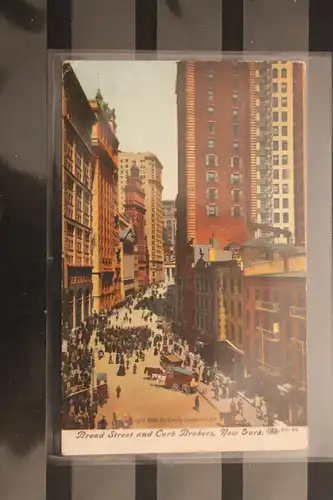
[72, 291, 76, 329]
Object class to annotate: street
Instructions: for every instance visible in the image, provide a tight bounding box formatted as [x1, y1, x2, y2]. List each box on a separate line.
[92, 303, 220, 429]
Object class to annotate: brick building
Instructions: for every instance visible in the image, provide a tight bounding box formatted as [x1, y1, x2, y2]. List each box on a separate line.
[123, 161, 149, 287]
[242, 246, 306, 424]
[62, 63, 96, 328]
[90, 91, 121, 313]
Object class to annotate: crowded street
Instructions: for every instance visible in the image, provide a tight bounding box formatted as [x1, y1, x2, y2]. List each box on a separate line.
[62, 283, 280, 431]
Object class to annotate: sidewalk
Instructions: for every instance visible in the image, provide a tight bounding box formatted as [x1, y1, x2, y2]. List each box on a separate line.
[197, 382, 264, 426]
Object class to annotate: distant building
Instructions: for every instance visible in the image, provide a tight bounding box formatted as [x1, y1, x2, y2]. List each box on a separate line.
[163, 199, 177, 250]
[166, 284, 178, 322]
[62, 63, 95, 328]
[123, 161, 148, 287]
[119, 152, 164, 281]
[119, 214, 138, 299]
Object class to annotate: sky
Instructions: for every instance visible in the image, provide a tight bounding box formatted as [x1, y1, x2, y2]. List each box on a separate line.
[72, 61, 178, 200]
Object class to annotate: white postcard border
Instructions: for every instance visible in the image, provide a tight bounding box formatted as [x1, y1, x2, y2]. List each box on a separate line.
[62, 427, 307, 456]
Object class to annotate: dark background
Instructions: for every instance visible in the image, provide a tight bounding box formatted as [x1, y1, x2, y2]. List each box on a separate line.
[0, 0, 332, 498]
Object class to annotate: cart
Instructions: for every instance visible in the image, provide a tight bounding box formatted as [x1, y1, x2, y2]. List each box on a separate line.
[163, 367, 198, 394]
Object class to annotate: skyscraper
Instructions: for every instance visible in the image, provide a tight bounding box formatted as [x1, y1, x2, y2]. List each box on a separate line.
[123, 161, 149, 287]
[176, 59, 306, 331]
[119, 152, 164, 282]
[176, 60, 306, 254]
[90, 91, 121, 313]
[62, 63, 95, 328]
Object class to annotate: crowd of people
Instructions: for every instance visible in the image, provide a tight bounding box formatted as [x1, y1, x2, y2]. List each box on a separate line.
[61, 284, 166, 430]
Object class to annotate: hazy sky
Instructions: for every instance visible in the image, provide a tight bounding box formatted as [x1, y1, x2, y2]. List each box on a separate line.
[72, 61, 177, 200]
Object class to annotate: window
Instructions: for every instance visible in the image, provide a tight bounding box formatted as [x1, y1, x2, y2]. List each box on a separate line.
[206, 170, 218, 182]
[282, 183, 289, 194]
[233, 75, 239, 88]
[272, 68, 278, 78]
[272, 82, 278, 93]
[208, 121, 215, 134]
[231, 189, 242, 202]
[208, 106, 214, 114]
[282, 169, 289, 179]
[273, 96, 278, 107]
[207, 71, 214, 79]
[208, 139, 215, 148]
[282, 126, 288, 136]
[282, 154, 288, 165]
[273, 198, 280, 209]
[233, 141, 239, 152]
[282, 96, 288, 107]
[273, 111, 279, 122]
[231, 157, 241, 168]
[206, 154, 218, 167]
[273, 169, 279, 180]
[233, 93, 239, 105]
[206, 205, 219, 216]
[274, 213, 280, 223]
[283, 213, 289, 224]
[281, 82, 287, 93]
[273, 141, 279, 151]
[282, 198, 289, 209]
[207, 187, 218, 200]
[273, 184, 279, 194]
[231, 173, 242, 185]
[232, 206, 243, 218]
[281, 111, 287, 121]
[281, 68, 287, 78]
[207, 89, 214, 101]
[273, 126, 279, 136]
[233, 109, 239, 121]
[273, 155, 279, 165]
[233, 124, 239, 136]
[282, 140, 288, 151]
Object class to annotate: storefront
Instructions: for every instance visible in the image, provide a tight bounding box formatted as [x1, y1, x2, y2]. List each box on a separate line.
[66, 266, 93, 328]
[215, 339, 245, 388]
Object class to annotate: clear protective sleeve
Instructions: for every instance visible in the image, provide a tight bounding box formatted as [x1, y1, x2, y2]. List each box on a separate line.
[47, 50, 333, 465]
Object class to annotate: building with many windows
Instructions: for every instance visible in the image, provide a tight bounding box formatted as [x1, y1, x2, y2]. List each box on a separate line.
[62, 63, 96, 328]
[123, 160, 149, 287]
[242, 243, 306, 424]
[119, 152, 164, 282]
[90, 91, 121, 313]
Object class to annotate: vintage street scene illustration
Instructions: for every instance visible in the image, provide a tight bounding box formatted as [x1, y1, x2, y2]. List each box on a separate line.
[61, 59, 307, 445]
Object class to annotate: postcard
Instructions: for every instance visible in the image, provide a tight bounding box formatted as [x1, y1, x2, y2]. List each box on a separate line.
[60, 58, 308, 456]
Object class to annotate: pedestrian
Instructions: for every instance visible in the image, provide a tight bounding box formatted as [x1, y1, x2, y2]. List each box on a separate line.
[194, 395, 200, 411]
[238, 398, 244, 417]
[116, 385, 121, 399]
[98, 415, 108, 429]
[109, 353, 113, 364]
[126, 359, 130, 370]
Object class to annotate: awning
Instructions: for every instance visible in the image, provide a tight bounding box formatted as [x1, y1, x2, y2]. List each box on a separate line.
[218, 339, 244, 356]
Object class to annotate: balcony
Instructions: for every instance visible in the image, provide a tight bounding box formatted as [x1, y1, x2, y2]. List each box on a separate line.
[289, 337, 306, 353]
[256, 300, 280, 313]
[290, 306, 306, 320]
[257, 327, 280, 342]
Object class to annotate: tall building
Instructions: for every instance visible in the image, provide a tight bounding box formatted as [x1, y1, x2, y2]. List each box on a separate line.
[62, 63, 96, 328]
[90, 90, 121, 313]
[119, 152, 164, 281]
[249, 61, 306, 244]
[176, 60, 306, 327]
[123, 161, 149, 287]
[163, 199, 177, 249]
[176, 61, 251, 334]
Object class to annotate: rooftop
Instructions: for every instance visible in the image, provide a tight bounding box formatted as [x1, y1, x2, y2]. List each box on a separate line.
[245, 271, 306, 279]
